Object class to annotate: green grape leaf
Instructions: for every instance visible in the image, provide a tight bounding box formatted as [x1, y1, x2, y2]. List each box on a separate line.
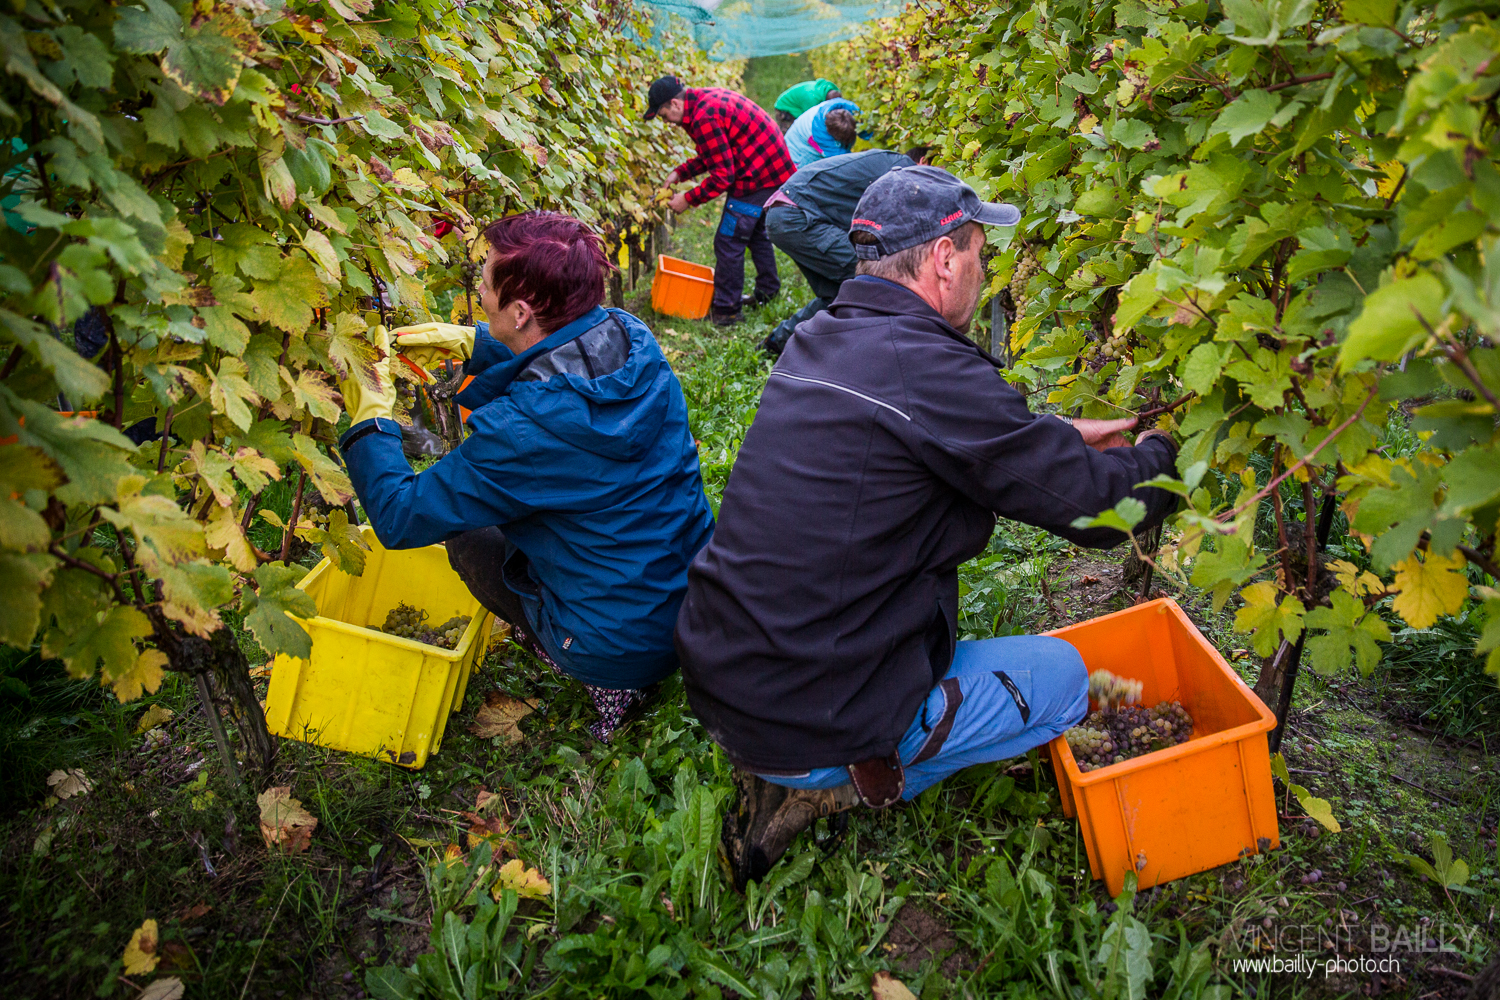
[0, 309, 112, 404]
[161, 12, 250, 105]
[291, 434, 354, 506]
[307, 509, 368, 576]
[4, 393, 136, 506]
[1295, 792, 1341, 833]
[0, 444, 66, 551]
[242, 563, 316, 659]
[1338, 273, 1447, 366]
[207, 223, 281, 280]
[1190, 535, 1268, 612]
[51, 604, 151, 681]
[113, 0, 181, 55]
[1342, 0, 1395, 25]
[0, 551, 58, 648]
[323, 312, 386, 390]
[1304, 589, 1390, 676]
[284, 368, 342, 424]
[100, 477, 206, 574]
[253, 255, 330, 333]
[1210, 90, 1281, 146]
[210, 357, 260, 432]
[1070, 497, 1147, 535]
[1440, 445, 1500, 516]
[1233, 581, 1305, 656]
[159, 560, 233, 638]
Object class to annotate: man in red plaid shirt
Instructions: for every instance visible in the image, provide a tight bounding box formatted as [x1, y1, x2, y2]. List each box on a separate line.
[646, 76, 795, 327]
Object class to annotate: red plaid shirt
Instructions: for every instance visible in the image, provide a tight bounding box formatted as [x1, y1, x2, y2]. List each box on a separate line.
[674, 88, 795, 207]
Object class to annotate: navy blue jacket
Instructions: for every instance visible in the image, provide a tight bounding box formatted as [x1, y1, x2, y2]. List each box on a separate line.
[675, 277, 1178, 771]
[340, 306, 714, 689]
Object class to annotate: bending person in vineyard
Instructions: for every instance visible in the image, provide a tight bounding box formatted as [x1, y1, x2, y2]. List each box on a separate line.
[782, 99, 861, 167]
[674, 167, 1181, 888]
[772, 77, 843, 130]
[761, 145, 931, 357]
[646, 75, 795, 326]
[338, 212, 715, 742]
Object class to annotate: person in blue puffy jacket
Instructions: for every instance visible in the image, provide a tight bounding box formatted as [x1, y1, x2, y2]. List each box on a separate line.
[783, 99, 860, 167]
[337, 211, 715, 741]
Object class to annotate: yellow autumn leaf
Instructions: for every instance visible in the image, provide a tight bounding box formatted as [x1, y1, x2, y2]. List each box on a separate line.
[135, 702, 175, 734]
[1327, 559, 1386, 598]
[1391, 551, 1469, 629]
[1233, 581, 1305, 657]
[122, 917, 159, 975]
[872, 971, 919, 1000]
[493, 858, 551, 900]
[257, 786, 318, 853]
[113, 650, 168, 703]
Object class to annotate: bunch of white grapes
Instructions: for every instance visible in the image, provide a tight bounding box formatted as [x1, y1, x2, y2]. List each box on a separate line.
[1088, 669, 1143, 711]
[378, 603, 471, 649]
[380, 601, 430, 639]
[1087, 332, 1131, 362]
[1064, 670, 1193, 772]
[423, 615, 472, 649]
[1063, 724, 1118, 770]
[1009, 248, 1040, 330]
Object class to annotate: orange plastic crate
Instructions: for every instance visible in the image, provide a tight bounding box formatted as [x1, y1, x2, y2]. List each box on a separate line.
[1045, 598, 1280, 895]
[651, 254, 714, 320]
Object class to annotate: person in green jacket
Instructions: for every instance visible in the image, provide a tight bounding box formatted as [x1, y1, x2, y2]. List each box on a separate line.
[772, 78, 841, 131]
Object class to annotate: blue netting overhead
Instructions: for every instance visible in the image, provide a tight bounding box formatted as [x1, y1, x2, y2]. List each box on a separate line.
[637, 0, 905, 59]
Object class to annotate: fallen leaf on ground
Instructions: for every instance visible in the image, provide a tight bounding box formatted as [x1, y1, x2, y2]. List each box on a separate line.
[137, 977, 185, 1000]
[1079, 575, 1101, 585]
[247, 662, 273, 679]
[486, 621, 512, 651]
[459, 809, 513, 849]
[871, 971, 917, 1000]
[257, 786, 318, 853]
[493, 858, 550, 899]
[135, 704, 174, 734]
[474, 786, 504, 815]
[122, 918, 159, 975]
[468, 691, 533, 743]
[176, 902, 212, 921]
[48, 768, 92, 799]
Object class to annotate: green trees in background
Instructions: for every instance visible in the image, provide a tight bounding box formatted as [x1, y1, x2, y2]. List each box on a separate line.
[0, 0, 736, 763]
[819, 0, 1500, 688]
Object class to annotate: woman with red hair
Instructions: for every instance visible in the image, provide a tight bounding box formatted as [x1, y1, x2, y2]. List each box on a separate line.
[337, 212, 714, 741]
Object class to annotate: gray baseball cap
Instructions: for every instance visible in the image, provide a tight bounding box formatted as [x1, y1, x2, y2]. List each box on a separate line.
[849, 165, 1021, 260]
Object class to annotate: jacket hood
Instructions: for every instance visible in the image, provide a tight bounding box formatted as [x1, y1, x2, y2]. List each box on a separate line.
[457, 307, 671, 462]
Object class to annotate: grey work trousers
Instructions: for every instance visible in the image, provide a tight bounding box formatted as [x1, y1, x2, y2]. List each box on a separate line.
[764, 203, 859, 354]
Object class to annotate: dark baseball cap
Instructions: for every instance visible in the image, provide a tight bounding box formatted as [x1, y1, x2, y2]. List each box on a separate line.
[643, 76, 684, 120]
[849, 165, 1021, 259]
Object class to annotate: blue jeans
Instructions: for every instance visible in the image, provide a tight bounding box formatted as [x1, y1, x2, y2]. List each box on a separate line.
[758, 636, 1088, 799]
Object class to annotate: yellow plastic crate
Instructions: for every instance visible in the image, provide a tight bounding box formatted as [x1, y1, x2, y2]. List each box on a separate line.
[264, 527, 493, 769]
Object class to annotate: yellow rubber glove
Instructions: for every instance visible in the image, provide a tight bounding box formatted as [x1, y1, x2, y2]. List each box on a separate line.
[391, 322, 476, 383]
[340, 325, 398, 425]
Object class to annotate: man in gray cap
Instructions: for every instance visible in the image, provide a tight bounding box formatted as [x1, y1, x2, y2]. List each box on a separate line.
[674, 165, 1181, 889]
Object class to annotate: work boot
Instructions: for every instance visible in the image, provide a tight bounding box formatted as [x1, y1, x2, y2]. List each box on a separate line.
[720, 769, 860, 891]
[741, 291, 776, 309]
[710, 309, 743, 328]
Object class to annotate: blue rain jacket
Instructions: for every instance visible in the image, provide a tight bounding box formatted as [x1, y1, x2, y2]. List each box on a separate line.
[339, 306, 715, 689]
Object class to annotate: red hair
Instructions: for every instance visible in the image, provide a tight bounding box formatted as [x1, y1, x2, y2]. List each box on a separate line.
[481, 211, 608, 334]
